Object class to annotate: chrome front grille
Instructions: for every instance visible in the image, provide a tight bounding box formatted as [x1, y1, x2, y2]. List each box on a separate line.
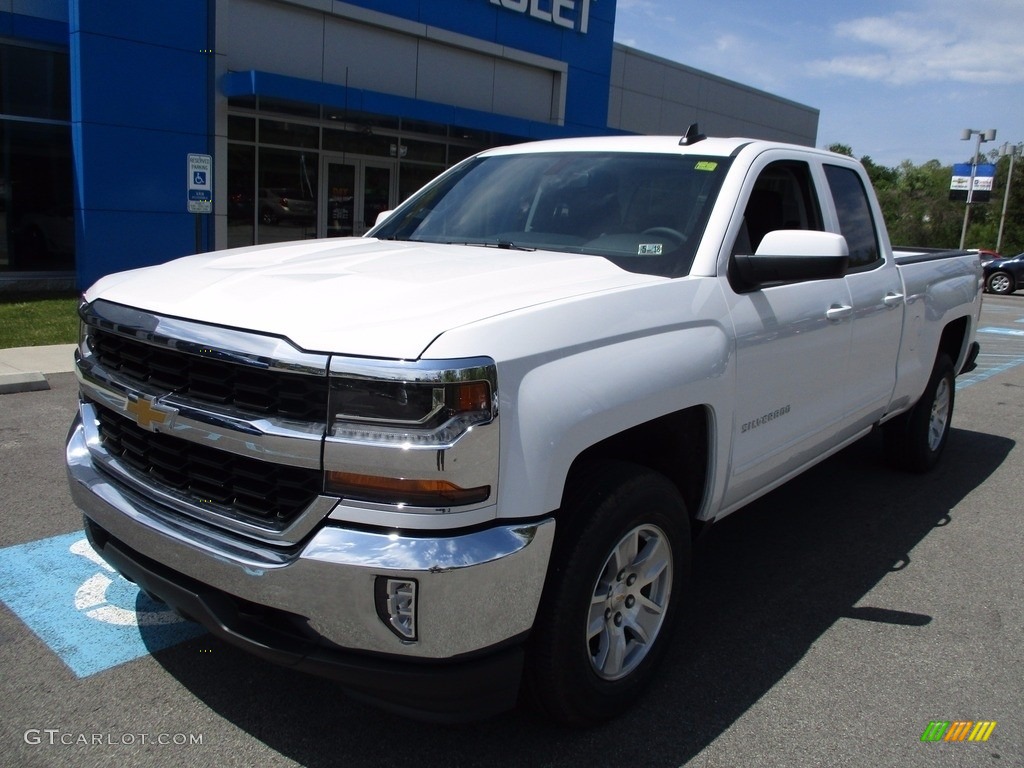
[76, 300, 336, 539]
[95, 406, 322, 525]
[89, 328, 327, 421]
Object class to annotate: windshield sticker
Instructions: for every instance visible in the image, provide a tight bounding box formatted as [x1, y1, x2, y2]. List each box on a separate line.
[638, 243, 664, 256]
[694, 161, 718, 171]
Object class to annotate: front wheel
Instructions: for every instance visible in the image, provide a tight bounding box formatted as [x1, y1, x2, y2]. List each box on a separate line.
[524, 462, 689, 725]
[986, 271, 1015, 294]
[883, 354, 955, 472]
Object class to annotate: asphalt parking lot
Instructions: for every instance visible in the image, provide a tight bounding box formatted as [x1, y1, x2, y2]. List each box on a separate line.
[0, 294, 1021, 767]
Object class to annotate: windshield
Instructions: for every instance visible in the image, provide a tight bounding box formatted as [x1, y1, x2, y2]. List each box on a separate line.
[370, 151, 732, 278]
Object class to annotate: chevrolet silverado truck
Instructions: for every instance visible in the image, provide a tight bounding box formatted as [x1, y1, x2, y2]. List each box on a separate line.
[66, 132, 982, 724]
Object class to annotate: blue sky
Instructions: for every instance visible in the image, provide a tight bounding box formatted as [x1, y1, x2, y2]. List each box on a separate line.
[613, 0, 1024, 168]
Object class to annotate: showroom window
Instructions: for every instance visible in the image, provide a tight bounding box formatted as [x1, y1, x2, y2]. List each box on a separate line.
[226, 96, 522, 246]
[0, 42, 74, 273]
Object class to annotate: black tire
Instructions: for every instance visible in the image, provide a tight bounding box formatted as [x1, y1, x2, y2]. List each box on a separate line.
[883, 354, 955, 473]
[524, 461, 690, 725]
[986, 271, 1014, 295]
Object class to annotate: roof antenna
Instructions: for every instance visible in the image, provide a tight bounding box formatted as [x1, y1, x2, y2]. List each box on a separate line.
[679, 123, 706, 146]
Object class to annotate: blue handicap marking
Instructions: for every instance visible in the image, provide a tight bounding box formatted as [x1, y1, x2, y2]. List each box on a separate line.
[979, 326, 1024, 336]
[0, 531, 206, 677]
[192, 170, 207, 185]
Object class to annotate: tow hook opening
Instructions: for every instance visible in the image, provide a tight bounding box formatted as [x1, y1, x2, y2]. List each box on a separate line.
[375, 577, 418, 642]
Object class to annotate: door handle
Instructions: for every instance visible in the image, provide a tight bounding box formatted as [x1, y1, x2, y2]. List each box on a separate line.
[883, 292, 905, 308]
[826, 304, 853, 322]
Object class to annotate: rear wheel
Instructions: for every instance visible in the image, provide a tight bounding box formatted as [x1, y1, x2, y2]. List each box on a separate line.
[986, 271, 1014, 294]
[884, 354, 955, 472]
[524, 462, 689, 725]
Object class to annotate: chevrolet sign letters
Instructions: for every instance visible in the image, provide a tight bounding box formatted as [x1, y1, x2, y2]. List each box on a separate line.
[489, 0, 592, 33]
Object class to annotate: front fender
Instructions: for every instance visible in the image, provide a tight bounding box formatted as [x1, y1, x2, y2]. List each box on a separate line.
[426, 277, 735, 521]
[516, 324, 730, 514]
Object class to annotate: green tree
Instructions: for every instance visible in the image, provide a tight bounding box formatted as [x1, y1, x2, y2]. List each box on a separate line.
[827, 143, 854, 157]
[827, 143, 1023, 253]
[991, 152, 1024, 254]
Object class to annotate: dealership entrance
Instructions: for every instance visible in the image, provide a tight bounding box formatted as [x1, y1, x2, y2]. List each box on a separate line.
[225, 98, 519, 250]
[320, 156, 395, 238]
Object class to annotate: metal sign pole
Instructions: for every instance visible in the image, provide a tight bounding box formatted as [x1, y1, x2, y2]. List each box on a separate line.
[959, 133, 981, 251]
[187, 153, 213, 253]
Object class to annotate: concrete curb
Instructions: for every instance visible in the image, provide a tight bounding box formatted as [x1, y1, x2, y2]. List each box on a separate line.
[0, 371, 51, 394]
[0, 344, 76, 395]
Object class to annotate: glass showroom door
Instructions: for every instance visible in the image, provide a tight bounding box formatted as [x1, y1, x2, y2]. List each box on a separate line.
[321, 159, 394, 238]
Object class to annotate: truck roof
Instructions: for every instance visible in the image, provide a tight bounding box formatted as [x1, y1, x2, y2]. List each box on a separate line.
[479, 135, 811, 159]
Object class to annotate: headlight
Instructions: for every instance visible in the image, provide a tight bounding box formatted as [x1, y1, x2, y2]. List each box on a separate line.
[329, 378, 490, 432]
[327, 358, 496, 447]
[324, 357, 498, 508]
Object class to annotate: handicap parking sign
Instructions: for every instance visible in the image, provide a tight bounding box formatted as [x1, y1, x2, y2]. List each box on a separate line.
[0, 532, 205, 677]
[187, 153, 213, 214]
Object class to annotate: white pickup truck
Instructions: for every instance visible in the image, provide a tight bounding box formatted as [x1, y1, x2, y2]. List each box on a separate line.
[66, 132, 982, 724]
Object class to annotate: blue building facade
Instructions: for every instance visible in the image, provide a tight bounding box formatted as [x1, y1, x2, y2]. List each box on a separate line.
[0, 0, 818, 290]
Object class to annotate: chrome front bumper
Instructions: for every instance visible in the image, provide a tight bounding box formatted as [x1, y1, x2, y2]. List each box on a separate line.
[66, 412, 555, 661]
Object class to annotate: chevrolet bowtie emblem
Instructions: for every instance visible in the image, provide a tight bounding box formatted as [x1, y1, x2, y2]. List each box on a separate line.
[125, 394, 177, 432]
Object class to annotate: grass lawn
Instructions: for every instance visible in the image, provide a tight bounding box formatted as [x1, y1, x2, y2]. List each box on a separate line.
[0, 294, 79, 349]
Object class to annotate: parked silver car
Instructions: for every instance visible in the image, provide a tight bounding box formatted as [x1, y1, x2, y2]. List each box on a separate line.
[258, 188, 315, 226]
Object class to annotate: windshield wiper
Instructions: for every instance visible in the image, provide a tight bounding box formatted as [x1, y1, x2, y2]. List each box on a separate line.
[446, 239, 536, 251]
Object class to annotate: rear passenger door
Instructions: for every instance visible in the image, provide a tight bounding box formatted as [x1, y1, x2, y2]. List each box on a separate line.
[823, 163, 904, 428]
[721, 155, 854, 510]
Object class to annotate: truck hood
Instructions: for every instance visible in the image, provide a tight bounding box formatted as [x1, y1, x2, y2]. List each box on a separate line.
[86, 238, 660, 359]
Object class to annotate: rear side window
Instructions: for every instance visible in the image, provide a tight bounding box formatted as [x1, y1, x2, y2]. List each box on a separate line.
[824, 165, 880, 269]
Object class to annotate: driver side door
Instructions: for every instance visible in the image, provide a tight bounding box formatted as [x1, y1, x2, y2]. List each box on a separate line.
[720, 155, 854, 509]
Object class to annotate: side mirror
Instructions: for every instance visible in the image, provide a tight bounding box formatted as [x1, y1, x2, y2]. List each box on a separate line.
[732, 230, 849, 291]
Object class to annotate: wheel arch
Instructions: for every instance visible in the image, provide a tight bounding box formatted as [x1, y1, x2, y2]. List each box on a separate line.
[557, 405, 711, 541]
[938, 315, 971, 374]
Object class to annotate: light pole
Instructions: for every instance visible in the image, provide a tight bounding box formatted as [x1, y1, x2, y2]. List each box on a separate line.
[997, 141, 1021, 253]
[959, 128, 997, 250]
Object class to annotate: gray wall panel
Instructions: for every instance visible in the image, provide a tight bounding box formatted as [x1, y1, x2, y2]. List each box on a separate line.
[607, 86, 623, 129]
[415, 41, 495, 113]
[323, 17, 419, 98]
[224, 0, 563, 124]
[225, 0, 324, 81]
[617, 88, 665, 135]
[608, 46, 626, 89]
[662, 67, 705, 105]
[660, 99, 700, 134]
[492, 60, 556, 123]
[609, 44, 818, 145]
[220, 4, 815, 143]
[620, 52, 668, 98]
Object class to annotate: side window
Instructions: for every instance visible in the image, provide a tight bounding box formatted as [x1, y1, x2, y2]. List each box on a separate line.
[824, 165, 880, 269]
[734, 160, 823, 255]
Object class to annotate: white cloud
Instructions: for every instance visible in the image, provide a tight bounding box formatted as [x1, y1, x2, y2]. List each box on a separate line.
[615, 0, 675, 25]
[714, 34, 741, 53]
[812, 3, 1024, 86]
